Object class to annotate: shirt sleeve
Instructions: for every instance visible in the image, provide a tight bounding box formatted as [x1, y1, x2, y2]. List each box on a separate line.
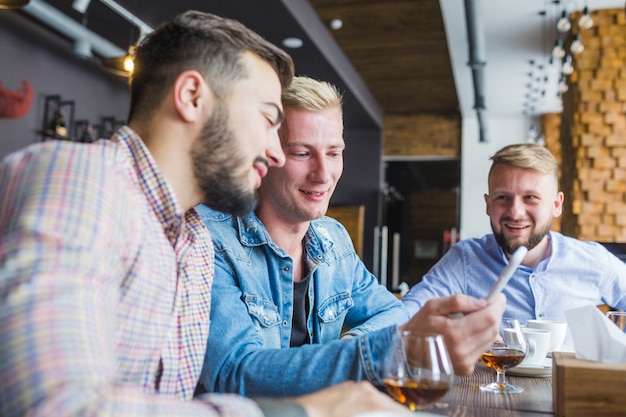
[401, 243, 467, 316]
[341, 254, 410, 336]
[0, 145, 264, 417]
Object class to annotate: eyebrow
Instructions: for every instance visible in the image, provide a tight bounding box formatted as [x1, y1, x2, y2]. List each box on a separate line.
[263, 102, 284, 127]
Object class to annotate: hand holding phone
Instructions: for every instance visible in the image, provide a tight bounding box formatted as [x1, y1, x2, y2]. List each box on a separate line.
[485, 246, 528, 303]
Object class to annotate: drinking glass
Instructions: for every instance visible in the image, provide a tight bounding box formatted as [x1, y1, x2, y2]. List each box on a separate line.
[382, 330, 453, 411]
[480, 318, 528, 394]
[606, 311, 626, 331]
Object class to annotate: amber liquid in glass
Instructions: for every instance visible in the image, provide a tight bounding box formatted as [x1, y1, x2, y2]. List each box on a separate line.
[383, 377, 450, 408]
[480, 347, 526, 372]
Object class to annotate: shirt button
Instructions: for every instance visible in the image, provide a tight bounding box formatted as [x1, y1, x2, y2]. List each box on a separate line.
[284, 266, 290, 272]
[538, 313, 544, 318]
[283, 320, 288, 326]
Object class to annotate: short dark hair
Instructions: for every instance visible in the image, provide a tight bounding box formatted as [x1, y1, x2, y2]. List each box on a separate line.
[128, 10, 294, 121]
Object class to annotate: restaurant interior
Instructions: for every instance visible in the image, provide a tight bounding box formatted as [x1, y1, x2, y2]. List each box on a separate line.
[2, 0, 626, 287]
[3, 1, 626, 416]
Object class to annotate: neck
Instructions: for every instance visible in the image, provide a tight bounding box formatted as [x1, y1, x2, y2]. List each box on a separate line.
[520, 235, 551, 269]
[130, 120, 201, 212]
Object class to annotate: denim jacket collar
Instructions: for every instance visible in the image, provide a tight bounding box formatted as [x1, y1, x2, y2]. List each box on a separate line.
[235, 212, 335, 260]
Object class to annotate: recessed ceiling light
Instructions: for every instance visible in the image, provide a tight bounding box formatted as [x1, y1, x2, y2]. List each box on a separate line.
[282, 37, 303, 49]
[330, 19, 343, 30]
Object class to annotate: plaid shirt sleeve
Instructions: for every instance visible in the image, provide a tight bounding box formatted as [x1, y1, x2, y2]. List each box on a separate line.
[0, 142, 265, 417]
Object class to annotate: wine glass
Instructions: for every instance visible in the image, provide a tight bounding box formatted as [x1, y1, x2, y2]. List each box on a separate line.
[480, 318, 528, 394]
[606, 311, 626, 331]
[382, 330, 454, 411]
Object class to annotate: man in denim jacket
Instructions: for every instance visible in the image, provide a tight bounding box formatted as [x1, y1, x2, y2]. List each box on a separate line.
[196, 77, 505, 397]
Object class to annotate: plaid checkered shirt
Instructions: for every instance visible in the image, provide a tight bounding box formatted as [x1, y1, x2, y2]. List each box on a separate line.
[0, 126, 263, 417]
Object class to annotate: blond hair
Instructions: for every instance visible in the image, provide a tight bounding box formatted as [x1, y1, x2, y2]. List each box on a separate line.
[281, 76, 343, 114]
[489, 143, 558, 180]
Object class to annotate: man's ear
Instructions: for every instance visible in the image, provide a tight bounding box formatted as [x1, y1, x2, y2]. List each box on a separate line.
[173, 70, 214, 123]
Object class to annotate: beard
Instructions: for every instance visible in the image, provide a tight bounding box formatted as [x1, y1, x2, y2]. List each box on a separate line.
[191, 104, 258, 217]
[492, 217, 552, 256]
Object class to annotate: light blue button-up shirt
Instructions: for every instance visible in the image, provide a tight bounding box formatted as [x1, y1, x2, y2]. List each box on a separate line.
[402, 232, 626, 344]
[195, 205, 410, 396]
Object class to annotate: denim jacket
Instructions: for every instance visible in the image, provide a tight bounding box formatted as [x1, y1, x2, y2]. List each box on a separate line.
[195, 205, 409, 396]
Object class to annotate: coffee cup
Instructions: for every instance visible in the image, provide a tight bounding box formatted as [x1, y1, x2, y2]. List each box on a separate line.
[526, 319, 567, 352]
[520, 328, 551, 366]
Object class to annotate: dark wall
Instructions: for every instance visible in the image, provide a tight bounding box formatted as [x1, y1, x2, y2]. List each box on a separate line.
[0, 12, 129, 159]
[331, 128, 382, 271]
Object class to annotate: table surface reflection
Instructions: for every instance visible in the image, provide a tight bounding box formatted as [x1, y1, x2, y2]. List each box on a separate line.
[419, 362, 554, 416]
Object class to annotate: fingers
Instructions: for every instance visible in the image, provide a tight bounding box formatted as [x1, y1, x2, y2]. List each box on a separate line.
[295, 381, 406, 417]
[400, 294, 506, 376]
[422, 293, 488, 317]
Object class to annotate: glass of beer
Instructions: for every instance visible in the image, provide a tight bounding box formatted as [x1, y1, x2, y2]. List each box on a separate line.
[480, 318, 528, 394]
[382, 330, 453, 411]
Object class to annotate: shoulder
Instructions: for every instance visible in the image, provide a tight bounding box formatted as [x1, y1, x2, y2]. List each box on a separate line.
[195, 204, 233, 224]
[194, 204, 238, 239]
[552, 231, 621, 261]
[310, 216, 353, 243]
[1, 141, 127, 200]
[451, 234, 500, 256]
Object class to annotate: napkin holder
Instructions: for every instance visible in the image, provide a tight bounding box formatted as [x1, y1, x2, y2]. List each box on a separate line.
[553, 352, 626, 416]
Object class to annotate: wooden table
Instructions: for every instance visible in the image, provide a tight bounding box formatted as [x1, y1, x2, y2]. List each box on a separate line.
[420, 362, 554, 416]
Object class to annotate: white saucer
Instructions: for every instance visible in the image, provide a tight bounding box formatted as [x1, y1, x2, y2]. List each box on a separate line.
[508, 357, 552, 377]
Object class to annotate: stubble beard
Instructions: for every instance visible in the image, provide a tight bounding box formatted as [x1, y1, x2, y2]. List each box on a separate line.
[191, 105, 258, 217]
[492, 217, 552, 256]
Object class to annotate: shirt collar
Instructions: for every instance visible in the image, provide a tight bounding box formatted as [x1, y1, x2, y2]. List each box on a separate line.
[111, 126, 184, 245]
[235, 212, 334, 256]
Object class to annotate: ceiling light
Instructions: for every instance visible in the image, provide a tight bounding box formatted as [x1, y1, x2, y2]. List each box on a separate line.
[556, 10, 571, 33]
[578, 6, 593, 30]
[0, 0, 29, 9]
[72, 0, 91, 13]
[562, 55, 574, 75]
[282, 37, 303, 49]
[552, 38, 565, 59]
[558, 75, 569, 93]
[73, 38, 92, 58]
[570, 34, 584, 55]
[330, 19, 343, 30]
[102, 45, 135, 77]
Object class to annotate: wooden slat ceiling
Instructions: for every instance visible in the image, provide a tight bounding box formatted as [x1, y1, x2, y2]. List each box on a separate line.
[309, 0, 459, 116]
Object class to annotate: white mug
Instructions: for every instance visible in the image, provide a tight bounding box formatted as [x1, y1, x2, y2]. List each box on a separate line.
[520, 328, 551, 366]
[526, 319, 567, 352]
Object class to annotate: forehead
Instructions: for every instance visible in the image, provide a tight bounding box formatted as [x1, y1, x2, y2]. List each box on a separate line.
[488, 165, 557, 192]
[281, 107, 343, 142]
[233, 51, 282, 102]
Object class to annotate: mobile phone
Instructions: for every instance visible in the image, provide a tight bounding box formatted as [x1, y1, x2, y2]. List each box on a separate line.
[485, 246, 528, 303]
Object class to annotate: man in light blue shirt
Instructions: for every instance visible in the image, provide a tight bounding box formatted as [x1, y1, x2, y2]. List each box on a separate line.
[196, 76, 506, 397]
[403, 143, 626, 344]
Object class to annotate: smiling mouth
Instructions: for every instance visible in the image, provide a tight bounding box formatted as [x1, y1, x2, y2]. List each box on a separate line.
[504, 223, 529, 231]
[301, 190, 325, 196]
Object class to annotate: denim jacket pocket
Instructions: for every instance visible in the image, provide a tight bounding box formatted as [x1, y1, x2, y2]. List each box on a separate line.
[317, 292, 354, 323]
[244, 295, 282, 347]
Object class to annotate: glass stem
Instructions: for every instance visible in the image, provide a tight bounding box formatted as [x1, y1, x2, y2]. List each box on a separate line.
[496, 370, 507, 387]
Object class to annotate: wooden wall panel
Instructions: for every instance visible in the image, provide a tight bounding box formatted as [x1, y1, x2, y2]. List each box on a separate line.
[326, 205, 365, 257]
[383, 113, 461, 157]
